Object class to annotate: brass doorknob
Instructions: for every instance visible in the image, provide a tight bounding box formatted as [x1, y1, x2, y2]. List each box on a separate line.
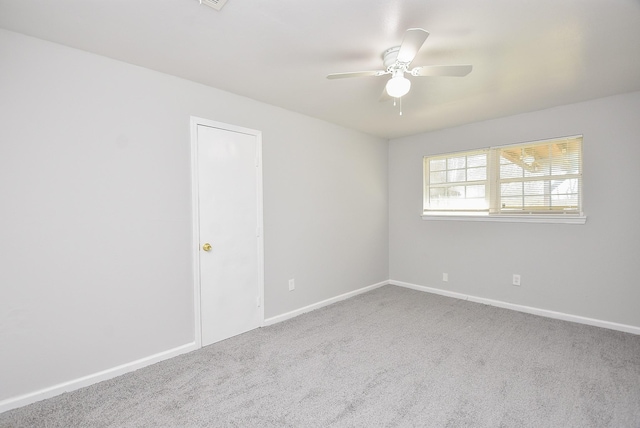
[202, 243, 212, 252]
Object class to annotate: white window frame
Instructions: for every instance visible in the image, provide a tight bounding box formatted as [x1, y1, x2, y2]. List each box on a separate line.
[422, 135, 586, 224]
[423, 149, 490, 213]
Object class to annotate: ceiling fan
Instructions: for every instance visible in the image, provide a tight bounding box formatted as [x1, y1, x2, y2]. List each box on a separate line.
[327, 28, 472, 100]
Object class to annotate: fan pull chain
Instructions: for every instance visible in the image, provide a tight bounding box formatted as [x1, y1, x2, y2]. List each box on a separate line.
[392, 97, 403, 115]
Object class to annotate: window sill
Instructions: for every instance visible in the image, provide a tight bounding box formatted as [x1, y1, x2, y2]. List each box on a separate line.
[421, 213, 587, 224]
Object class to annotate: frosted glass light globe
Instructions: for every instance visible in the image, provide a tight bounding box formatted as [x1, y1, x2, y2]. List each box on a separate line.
[386, 74, 411, 98]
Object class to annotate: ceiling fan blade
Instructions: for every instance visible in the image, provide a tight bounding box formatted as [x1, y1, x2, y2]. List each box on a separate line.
[326, 70, 386, 79]
[411, 64, 473, 77]
[397, 28, 429, 64]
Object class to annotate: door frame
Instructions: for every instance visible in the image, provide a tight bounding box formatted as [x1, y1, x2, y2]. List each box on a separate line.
[190, 116, 264, 349]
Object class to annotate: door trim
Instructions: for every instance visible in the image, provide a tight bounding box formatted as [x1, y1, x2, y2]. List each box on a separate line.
[190, 116, 264, 349]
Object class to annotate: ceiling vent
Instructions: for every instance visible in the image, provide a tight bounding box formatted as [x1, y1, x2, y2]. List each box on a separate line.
[199, 0, 228, 11]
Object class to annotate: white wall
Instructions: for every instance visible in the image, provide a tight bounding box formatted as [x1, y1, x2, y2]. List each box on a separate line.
[389, 91, 640, 329]
[0, 29, 388, 404]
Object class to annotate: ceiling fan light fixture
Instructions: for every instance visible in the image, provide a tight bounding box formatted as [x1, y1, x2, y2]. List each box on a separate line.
[386, 73, 411, 98]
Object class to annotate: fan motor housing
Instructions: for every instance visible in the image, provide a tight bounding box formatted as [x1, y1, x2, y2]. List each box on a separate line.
[382, 46, 401, 68]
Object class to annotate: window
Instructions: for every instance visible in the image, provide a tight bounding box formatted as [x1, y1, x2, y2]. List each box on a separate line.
[423, 135, 584, 223]
[425, 149, 490, 212]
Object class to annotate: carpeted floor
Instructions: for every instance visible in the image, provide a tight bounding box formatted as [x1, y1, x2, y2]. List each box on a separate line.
[1, 285, 639, 427]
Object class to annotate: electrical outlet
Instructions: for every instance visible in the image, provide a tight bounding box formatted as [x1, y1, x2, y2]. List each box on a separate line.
[288, 278, 295, 291]
[443, 273, 449, 282]
[512, 274, 521, 286]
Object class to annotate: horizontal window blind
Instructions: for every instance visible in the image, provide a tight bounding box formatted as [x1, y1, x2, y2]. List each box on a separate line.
[497, 137, 582, 213]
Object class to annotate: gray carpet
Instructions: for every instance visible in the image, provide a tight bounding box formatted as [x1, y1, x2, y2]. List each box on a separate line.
[1, 285, 639, 427]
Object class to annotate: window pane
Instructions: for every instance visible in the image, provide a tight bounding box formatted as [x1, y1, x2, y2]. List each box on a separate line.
[551, 158, 572, 175]
[501, 182, 522, 197]
[551, 178, 579, 208]
[424, 150, 490, 212]
[429, 187, 447, 199]
[467, 154, 486, 168]
[524, 162, 549, 177]
[551, 141, 581, 176]
[428, 186, 468, 208]
[524, 180, 547, 195]
[500, 148, 520, 164]
[430, 159, 446, 171]
[551, 155, 580, 175]
[446, 186, 465, 198]
[466, 184, 485, 198]
[467, 167, 486, 181]
[551, 178, 579, 194]
[430, 187, 447, 199]
[430, 171, 446, 184]
[500, 162, 523, 179]
[551, 194, 579, 207]
[447, 169, 466, 183]
[524, 195, 546, 207]
[448, 156, 466, 169]
[497, 137, 582, 213]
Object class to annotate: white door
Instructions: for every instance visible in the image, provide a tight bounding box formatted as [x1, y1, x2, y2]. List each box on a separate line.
[194, 120, 263, 347]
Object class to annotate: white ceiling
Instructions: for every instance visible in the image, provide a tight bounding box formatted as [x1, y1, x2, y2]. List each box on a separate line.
[1, 0, 640, 139]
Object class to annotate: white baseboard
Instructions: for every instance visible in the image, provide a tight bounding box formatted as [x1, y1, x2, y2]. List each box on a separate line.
[0, 341, 198, 414]
[1, 281, 388, 414]
[390, 280, 640, 336]
[6, 279, 636, 415]
[263, 280, 388, 326]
